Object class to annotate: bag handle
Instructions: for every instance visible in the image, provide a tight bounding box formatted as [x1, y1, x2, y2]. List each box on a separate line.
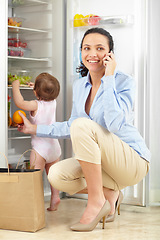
[0, 149, 36, 174]
[16, 149, 36, 169]
[0, 151, 10, 174]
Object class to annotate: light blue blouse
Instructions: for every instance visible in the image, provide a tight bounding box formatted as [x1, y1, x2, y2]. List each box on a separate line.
[37, 71, 151, 162]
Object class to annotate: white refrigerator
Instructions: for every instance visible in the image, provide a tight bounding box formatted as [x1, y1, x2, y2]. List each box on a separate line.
[66, 0, 150, 206]
[0, 0, 159, 206]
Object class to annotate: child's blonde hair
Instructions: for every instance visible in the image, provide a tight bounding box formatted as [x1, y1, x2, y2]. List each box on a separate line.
[34, 73, 60, 101]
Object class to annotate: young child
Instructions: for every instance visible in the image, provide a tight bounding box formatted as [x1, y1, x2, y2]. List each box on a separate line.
[12, 72, 61, 211]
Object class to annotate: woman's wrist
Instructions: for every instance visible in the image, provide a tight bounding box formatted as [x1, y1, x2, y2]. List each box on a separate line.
[31, 124, 37, 135]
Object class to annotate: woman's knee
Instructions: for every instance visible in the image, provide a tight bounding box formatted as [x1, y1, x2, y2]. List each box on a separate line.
[70, 118, 93, 140]
[48, 163, 61, 189]
[71, 118, 91, 131]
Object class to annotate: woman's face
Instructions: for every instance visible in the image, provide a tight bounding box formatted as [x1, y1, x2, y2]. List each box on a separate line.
[81, 33, 110, 75]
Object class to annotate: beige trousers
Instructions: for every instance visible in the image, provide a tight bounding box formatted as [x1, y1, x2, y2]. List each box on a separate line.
[48, 118, 149, 195]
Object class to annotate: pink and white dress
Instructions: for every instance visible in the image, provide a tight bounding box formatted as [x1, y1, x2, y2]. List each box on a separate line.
[29, 100, 61, 163]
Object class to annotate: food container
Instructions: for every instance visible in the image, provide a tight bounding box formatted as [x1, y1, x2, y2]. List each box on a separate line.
[8, 17, 24, 27]
[9, 162, 26, 170]
[8, 37, 28, 48]
[23, 160, 30, 169]
[73, 14, 101, 27]
[8, 33, 28, 48]
[8, 69, 33, 86]
[8, 46, 31, 58]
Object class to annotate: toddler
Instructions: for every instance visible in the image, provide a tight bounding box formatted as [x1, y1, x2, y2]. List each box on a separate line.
[12, 72, 61, 211]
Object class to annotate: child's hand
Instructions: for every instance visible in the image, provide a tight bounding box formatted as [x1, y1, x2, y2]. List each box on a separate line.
[12, 79, 20, 87]
[27, 82, 34, 88]
[103, 51, 116, 76]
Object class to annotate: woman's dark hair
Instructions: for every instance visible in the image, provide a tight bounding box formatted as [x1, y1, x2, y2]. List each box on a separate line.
[34, 72, 60, 101]
[76, 28, 114, 77]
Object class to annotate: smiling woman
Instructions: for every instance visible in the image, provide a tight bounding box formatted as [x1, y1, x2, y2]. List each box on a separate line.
[17, 27, 151, 232]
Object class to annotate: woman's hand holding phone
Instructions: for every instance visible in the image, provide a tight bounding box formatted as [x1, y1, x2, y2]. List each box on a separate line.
[103, 51, 116, 76]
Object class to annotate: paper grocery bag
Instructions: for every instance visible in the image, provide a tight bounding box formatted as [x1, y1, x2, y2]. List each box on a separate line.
[0, 168, 45, 232]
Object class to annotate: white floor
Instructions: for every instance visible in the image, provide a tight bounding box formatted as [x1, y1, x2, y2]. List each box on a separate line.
[0, 198, 160, 240]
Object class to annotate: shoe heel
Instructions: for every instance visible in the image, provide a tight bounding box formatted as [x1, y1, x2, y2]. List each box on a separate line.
[102, 216, 106, 229]
[118, 205, 120, 215]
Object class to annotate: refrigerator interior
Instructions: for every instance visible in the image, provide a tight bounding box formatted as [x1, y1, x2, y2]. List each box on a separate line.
[66, 0, 150, 205]
[6, 0, 65, 197]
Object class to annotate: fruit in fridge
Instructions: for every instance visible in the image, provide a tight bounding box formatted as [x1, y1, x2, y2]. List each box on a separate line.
[13, 110, 26, 124]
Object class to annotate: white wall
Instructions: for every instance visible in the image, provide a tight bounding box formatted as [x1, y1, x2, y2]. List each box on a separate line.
[148, 0, 160, 204]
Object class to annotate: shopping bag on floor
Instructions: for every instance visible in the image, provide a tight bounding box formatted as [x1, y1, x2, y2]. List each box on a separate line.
[0, 151, 45, 232]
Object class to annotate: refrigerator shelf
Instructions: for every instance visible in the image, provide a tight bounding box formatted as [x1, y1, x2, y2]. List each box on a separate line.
[8, 0, 51, 8]
[8, 136, 31, 140]
[8, 127, 18, 131]
[8, 25, 49, 34]
[8, 127, 27, 131]
[8, 56, 50, 61]
[8, 86, 33, 90]
[8, 127, 31, 139]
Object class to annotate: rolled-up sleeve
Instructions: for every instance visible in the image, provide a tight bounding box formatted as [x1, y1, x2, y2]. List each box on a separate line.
[102, 73, 135, 133]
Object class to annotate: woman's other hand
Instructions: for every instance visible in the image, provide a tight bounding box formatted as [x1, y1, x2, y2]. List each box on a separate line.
[103, 51, 116, 76]
[17, 111, 37, 135]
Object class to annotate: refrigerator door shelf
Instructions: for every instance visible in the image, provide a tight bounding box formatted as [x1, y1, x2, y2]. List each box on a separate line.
[99, 15, 134, 25]
[72, 14, 134, 28]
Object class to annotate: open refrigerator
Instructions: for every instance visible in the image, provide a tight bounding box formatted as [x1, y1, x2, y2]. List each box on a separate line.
[65, 0, 150, 206]
[0, 0, 66, 198]
[0, 0, 159, 206]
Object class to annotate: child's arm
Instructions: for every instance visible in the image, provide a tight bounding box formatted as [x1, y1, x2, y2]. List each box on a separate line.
[12, 80, 37, 112]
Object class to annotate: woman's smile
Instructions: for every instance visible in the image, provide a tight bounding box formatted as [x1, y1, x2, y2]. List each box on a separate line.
[87, 59, 100, 63]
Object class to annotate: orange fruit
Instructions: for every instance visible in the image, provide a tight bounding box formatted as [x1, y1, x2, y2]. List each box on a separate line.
[13, 110, 26, 124]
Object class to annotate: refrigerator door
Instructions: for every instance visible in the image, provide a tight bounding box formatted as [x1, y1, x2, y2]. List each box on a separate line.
[66, 0, 149, 206]
[0, 0, 8, 167]
[147, 0, 160, 205]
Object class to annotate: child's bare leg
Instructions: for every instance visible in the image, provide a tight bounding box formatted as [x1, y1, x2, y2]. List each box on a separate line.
[45, 158, 60, 211]
[30, 149, 45, 171]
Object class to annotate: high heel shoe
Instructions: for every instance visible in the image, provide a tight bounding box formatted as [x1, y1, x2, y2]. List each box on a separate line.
[102, 190, 123, 223]
[70, 200, 111, 232]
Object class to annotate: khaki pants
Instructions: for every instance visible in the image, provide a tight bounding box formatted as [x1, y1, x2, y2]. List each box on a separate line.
[48, 118, 149, 195]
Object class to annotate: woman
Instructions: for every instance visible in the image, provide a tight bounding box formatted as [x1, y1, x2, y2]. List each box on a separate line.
[18, 27, 151, 232]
